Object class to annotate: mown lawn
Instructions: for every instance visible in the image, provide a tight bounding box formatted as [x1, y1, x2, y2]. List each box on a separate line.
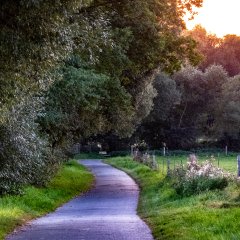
[106, 156, 240, 240]
[0, 160, 94, 240]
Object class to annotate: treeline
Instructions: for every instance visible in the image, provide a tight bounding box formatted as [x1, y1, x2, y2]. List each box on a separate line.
[133, 26, 240, 150]
[0, 0, 202, 193]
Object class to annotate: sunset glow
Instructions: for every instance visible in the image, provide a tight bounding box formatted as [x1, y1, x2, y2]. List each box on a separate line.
[185, 0, 240, 37]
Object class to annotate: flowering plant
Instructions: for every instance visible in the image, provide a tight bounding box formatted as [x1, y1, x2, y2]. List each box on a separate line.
[186, 154, 231, 179]
[171, 154, 230, 196]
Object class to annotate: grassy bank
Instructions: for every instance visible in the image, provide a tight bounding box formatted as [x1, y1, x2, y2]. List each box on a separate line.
[0, 160, 94, 240]
[106, 156, 240, 240]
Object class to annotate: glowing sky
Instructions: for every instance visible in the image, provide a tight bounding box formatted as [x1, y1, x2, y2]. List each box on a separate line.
[185, 0, 240, 37]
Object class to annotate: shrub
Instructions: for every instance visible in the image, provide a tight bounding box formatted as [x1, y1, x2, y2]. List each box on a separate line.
[174, 175, 228, 197]
[0, 98, 62, 195]
[170, 154, 230, 196]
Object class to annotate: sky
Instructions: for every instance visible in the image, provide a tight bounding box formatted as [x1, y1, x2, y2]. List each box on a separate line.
[185, 0, 240, 37]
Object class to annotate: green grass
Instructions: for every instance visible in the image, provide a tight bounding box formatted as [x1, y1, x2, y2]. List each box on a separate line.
[106, 156, 240, 240]
[0, 160, 94, 240]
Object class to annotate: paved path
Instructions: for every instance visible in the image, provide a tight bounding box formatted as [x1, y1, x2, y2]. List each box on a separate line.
[6, 160, 153, 240]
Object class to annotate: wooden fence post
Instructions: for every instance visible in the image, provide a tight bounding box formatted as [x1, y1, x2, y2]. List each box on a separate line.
[237, 155, 240, 177]
[162, 159, 165, 174]
[152, 152, 158, 170]
[131, 145, 134, 157]
[167, 159, 170, 176]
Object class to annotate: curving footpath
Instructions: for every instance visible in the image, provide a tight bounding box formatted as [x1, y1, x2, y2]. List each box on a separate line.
[6, 160, 153, 240]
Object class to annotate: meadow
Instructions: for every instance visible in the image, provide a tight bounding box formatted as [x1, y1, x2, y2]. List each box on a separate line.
[106, 154, 240, 240]
[155, 152, 239, 175]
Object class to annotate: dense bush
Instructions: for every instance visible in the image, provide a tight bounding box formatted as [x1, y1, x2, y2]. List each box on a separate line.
[174, 175, 228, 197]
[0, 98, 62, 194]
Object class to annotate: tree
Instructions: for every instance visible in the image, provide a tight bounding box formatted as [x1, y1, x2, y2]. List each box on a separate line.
[172, 65, 228, 140]
[38, 60, 134, 150]
[0, 0, 96, 193]
[214, 75, 240, 140]
[214, 35, 240, 76]
[134, 65, 229, 149]
[0, 0, 204, 193]
[0, 96, 57, 194]
[186, 25, 219, 68]
[188, 26, 240, 76]
[133, 72, 181, 149]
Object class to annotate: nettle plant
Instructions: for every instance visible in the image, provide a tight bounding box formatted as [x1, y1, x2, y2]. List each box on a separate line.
[172, 154, 230, 196]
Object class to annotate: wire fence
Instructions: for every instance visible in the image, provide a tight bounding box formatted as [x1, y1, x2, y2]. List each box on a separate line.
[130, 149, 240, 176]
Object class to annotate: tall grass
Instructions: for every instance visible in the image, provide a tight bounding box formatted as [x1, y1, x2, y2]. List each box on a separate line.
[106, 156, 240, 240]
[0, 160, 94, 240]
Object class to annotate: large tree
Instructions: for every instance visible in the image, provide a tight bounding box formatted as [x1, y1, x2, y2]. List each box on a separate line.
[135, 65, 229, 149]
[0, 0, 204, 192]
[38, 59, 134, 150]
[213, 75, 240, 147]
[188, 25, 240, 77]
[134, 72, 181, 148]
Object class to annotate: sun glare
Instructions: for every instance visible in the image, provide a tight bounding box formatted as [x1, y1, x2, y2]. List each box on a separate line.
[185, 0, 240, 37]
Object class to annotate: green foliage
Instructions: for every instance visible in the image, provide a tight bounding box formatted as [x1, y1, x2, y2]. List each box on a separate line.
[91, 0, 203, 75]
[150, 73, 181, 121]
[0, 97, 59, 195]
[0, 0, 90, 114]
[214, 75, 240, 137]
[135, 72, 181, 148]
[173, 64, 228, 127]
[80, 0, 203, 126]
[173, 173, 228, 197]
[39, 61, 134, 149]
[0, 160, 94, 240]
[135, 64, 230, 149]
[0, 0, 204, 193]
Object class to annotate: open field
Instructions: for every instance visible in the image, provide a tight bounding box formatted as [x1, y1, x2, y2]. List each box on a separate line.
[155, 154, 239, 175]
[106, 156, 240, 240]
[0, 161, 94, 240]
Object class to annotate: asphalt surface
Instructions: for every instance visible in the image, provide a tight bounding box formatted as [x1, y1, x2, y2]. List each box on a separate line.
[6, 160, 153, 240]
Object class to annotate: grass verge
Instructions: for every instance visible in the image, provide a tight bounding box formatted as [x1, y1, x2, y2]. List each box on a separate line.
[0, 160, 94, 240]
[106, 156, 240, 240]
